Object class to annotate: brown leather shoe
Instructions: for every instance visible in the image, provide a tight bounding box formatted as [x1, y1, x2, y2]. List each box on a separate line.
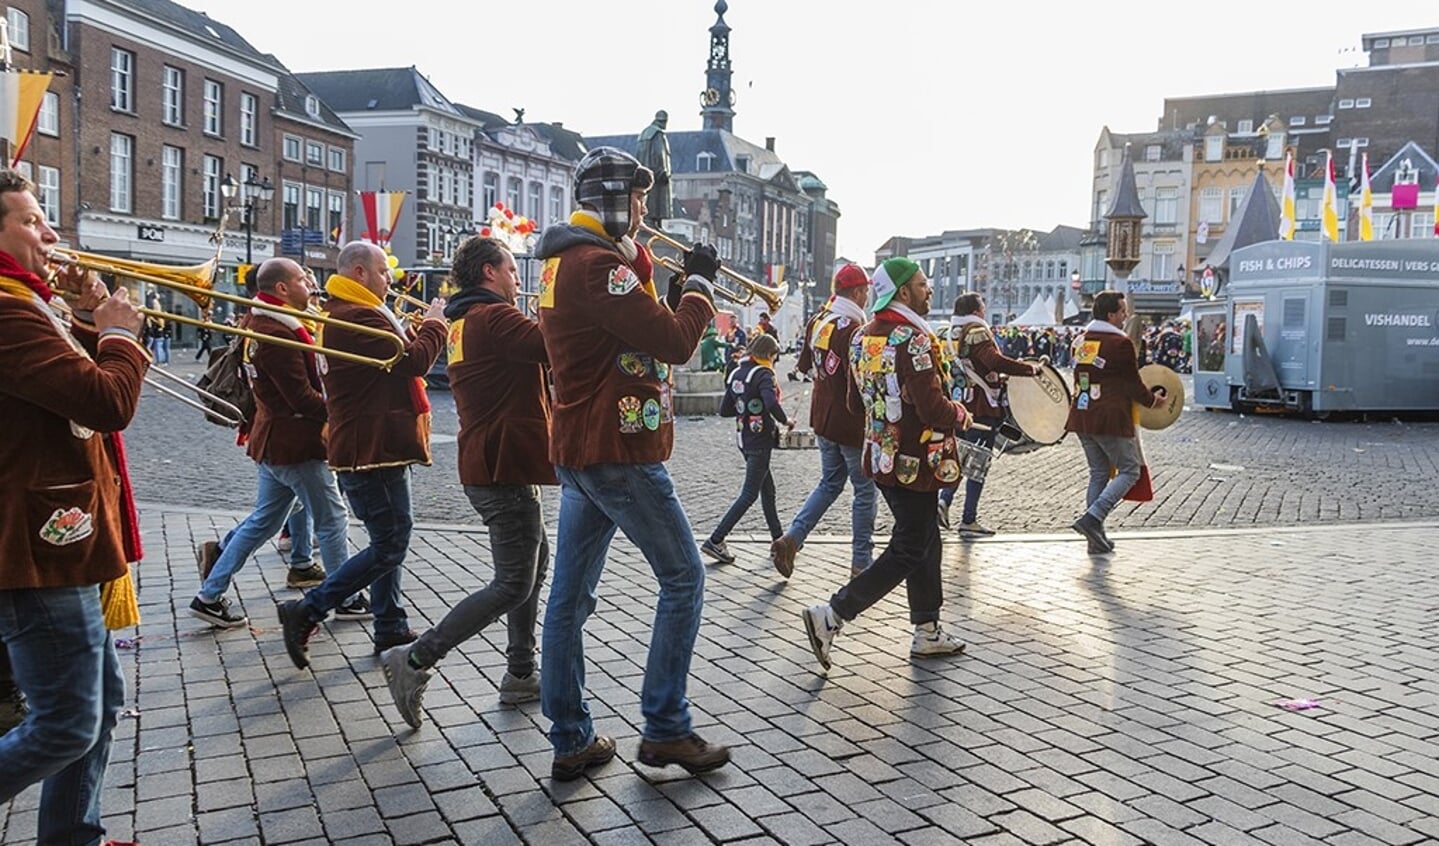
[770, 535, 798, 579]
[637, 732, 731, 775]
[552, 735, 616, 781]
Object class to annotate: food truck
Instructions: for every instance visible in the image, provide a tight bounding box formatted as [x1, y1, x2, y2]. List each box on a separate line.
[1190, 240, 1439, 415]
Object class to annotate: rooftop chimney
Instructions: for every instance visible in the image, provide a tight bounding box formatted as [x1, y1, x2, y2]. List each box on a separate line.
[765, 137, 775, 152]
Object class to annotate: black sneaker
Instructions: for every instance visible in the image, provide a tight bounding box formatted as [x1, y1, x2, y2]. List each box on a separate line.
[335, 593, 374, 621]
[373, 629, 418, 656]
[0, 680, 26, 735]
[277, 600, 317, 669]
[188, 595, 248, 629]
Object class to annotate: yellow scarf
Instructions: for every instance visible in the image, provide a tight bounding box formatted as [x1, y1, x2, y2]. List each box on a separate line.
[569, 211, 658, 301]
[325, 273, 382, 307]
[752, 355, 774, 367]
[0, 275, 32, 300]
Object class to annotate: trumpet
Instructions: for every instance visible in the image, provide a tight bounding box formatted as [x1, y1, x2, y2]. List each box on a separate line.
[387, 290, 433, 327]
[48, 248, 409, 371]
[639, 224, 785, 313]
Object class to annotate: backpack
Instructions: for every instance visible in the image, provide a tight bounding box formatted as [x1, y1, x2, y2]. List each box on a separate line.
[195, 336, 255, 429]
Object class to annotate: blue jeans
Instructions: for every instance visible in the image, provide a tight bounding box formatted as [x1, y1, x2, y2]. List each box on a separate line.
[939, 416, 1000, 524]
[0, 585, 124, 846]
[710, 447, 782, 542]
[199, 459, 350, 603]
[542, 463, 704, 757]
[1078, 433, 1141, 522]
[286, 504, 313, 566]
[785, 435, 875, 568]
[301, 466, 413, 637]
[412, 484, 548, 676]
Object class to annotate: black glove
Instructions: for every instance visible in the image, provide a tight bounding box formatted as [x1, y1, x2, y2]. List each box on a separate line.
[683, 243, 721, 282]
[665, 270, 685, 312]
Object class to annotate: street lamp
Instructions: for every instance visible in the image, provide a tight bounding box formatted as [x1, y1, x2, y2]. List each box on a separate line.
[220, 173, 275, 265]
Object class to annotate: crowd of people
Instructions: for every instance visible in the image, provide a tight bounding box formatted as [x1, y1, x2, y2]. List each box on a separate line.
[0, 149, 1172, 843]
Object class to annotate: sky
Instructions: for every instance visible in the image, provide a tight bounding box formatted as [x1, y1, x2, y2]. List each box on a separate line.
[197, 1, 1434, 263]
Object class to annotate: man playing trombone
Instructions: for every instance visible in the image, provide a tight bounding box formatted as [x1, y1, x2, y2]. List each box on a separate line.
[278, 242, 447, 669]
[0, 167, 149, 845]
[188, 257, 366, 629]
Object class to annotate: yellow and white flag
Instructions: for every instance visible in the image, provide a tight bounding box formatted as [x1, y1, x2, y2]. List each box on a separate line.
[0, 69, 53, 166]
[1321, 151, 1340, 243]
[1278, 153, 1297, 240]
[1358, 152, 1373, 242]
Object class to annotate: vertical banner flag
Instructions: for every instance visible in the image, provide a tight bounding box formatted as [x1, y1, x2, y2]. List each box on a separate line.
[1358, 152, 1373, 242]
[358, 191, 407, 249]
[1321, 151, 1340, 243]
[1433, 175, 1439, 236]
[0, 69, 54, 166]
[1279, 153, 1297, 240]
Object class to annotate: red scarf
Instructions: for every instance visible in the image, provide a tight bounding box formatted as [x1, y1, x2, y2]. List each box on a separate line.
[0, 251, 53, 302]
[255, 292, 321, 390]
[106, 434, 143, 562]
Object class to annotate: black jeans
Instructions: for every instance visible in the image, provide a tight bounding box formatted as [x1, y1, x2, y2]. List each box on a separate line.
[710, 447, 782, 542]
[831, 484, 942, 625]
[411, 484, 549, 677]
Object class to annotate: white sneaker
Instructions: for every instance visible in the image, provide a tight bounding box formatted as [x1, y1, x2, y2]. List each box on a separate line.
[801, 603, 843, 671]
[911, 622, 966, 658]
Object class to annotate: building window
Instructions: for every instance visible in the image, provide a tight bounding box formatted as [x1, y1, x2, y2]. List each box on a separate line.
[1145, 144, 1161, 162]
[282, 135, 301, 162]
[697, 152, 714, 172]
[1152, 242, 1174, 281]
[37, 92, 58, 136]
[202, 155, 222, 218]
[161, 146, 182, 220]
[239, 93, 258, 146]
[1414, 212, 1435, 238]
[482, 172, 498, 210]
[36, 166, 58, 224]
[305, 95, 320, 118]
[328, 147, 345, 172]
[1204, 135, 1223, 162]
[305, 141, 323, 165]
[1236, 119, 1254, 134]
[528, 181, 542, 222]
[1338, 99, 1355, 109]
[1336, 138, 1352, 148]
[549, 185, 564, 226]
[1266, 133, 1285, 160]
[506, 176, 522, 213]
[1409, 36, 1425, 46]
[282, 183, 300, 229]
[1289, 116, 1306, 126]
[735, 155, 750, 173]
[1315, 114, 1333, 125]
[1199, 188, 1223, 223]
[1374, 38, 1390, 48]
[1098, 148, 1110, 169]
[1355, 97, 1372, 109]
[328, 193, 344, 242]
[1228, 187, 1247, 219]
[109, 133, 132, 212]
[203, 79, 223, 135]
[1154, 186, 1178, 224]
[7, 8, 29, 52]
[1429, 35, 1439, 45]
[1354, 137, 1370, 147]
[111, 49, 134, 112]
[162, 66, 183, 126]
[305, 188, 322, 230]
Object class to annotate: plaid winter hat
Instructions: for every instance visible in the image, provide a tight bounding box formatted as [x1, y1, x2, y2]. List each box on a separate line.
[832, 263, 869, 292]
[871, 258, 920, 312]
[574, 146, 654, 239]
[748, 333, 779, 360]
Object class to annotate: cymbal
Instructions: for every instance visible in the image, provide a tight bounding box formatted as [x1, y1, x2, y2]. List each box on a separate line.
[1137, 364, 1184, 430]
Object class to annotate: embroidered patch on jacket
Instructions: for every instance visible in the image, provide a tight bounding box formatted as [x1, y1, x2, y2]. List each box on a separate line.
[1077, 392, 1090, 410]
[824, 351, 840, 375]
[913, 352, 934, 371]
[1089, 383, 1101, 400]
[39, 507, 93, 546]
[815, 322, 835, 351]
[936, 458, 960, 484]
[895, 454, 918, 483]
[642, 398, 661, 431]
[618, 396, 643, 433]
[747, 398, 765, 414]
[539, 258, 560, 308]
[617, 352, 648, 377]
[1075, 340, 1101, 365]
[888, 326, 915, 344]
[907, 336, 930, 355]
[608, 265, 640, 296]
[446, 318, 466, 364]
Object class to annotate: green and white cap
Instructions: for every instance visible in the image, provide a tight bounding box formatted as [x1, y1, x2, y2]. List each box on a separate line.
[871, 257, 920, 312]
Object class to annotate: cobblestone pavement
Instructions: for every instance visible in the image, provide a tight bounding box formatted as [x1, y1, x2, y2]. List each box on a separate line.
[124, 361, 1439, 539]
[3, 511, 1437, 844]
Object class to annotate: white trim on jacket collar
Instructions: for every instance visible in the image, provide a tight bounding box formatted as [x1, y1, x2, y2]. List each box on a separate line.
[1083, 319, 1125, 335]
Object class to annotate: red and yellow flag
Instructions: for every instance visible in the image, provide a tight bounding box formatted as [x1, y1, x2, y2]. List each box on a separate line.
[0, 69, 53, 166]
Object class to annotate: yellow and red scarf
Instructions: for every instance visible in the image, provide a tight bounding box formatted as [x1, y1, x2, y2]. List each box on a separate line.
[323, 274, 430, 414]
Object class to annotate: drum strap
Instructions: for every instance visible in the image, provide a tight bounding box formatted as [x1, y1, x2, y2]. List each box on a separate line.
[958, 357, 1002, 407]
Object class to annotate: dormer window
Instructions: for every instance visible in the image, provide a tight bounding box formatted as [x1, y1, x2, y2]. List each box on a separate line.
[1266, 132, 1285, 159]
[1289, 116, 1306, 127]
[696, 152, 714, 172]
[1237, 119, 1254, 134]
[735, 154, 750, 174]
[305, 95, 321, 118]
[1204, 135, 1223, 162]
[1145, 144, 1161, 162]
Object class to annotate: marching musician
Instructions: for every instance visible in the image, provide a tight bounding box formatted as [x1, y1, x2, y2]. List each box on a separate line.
[188, 257, 367, 629]
[535, 147, 730, 780]
[1066, 290, 1166, 554]
[0, 168, 149, 844]
[938, 292, 1041, 538]
[770, 263, 876, 580]
[277, 241, 447, 669]
[801, 259, 969, 671]
[379, 236, 556, 729]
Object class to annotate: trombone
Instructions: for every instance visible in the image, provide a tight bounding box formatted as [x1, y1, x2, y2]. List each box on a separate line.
[639, 224, 785, 313]
[48, 249, 409, 371]
[143, 365, 246, 428]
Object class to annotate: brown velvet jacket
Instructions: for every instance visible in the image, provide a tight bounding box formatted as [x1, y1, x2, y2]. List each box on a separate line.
[244, 309, 327, 465]
[317, 299, 446, 472]
[537, 227, 714, 469]
[1065, 325, 1153, 438]
[951, 320, 1036, 419]
[448, 296, 557, 487]
[0, 292, 148, 589]
[796, 308, 865, 447]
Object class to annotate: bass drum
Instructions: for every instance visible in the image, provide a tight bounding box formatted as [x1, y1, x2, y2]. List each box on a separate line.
[1004, 360, 1073, 446]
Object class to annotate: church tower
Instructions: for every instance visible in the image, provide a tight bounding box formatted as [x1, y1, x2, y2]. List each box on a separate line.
[698, 0, 736, 132]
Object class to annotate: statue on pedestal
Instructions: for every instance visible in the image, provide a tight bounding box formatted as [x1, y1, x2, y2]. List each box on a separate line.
[637, 110, 672, 227]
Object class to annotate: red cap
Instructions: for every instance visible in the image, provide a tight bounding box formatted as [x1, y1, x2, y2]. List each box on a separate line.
[833, 263, 869, 291]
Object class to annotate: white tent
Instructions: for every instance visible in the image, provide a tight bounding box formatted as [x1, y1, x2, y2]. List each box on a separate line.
[1010, 293, 1057, 327]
